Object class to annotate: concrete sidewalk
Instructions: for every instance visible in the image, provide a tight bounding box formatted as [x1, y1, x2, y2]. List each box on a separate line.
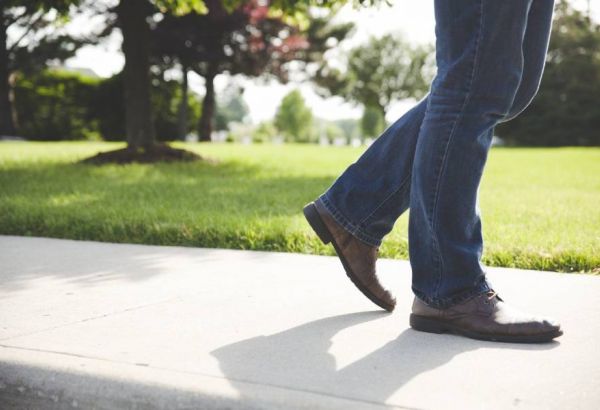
[0, 236, 598, 409]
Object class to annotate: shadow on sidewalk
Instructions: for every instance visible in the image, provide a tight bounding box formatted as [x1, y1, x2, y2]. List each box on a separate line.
[211, 311, 559, 407]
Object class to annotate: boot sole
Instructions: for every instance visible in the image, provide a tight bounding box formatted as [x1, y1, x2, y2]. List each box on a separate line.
[303, 201, 395, 312]
[410, 314, 563, 343]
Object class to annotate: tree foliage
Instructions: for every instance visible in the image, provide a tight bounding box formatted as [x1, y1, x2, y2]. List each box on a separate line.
[14, 69, 201, 141]
[315, 33, 433, 118]
[13, 69, 98, 140]
[153, 0, 311, 141]
[274, 89, 314, 142]
[215, 89, 249, 131]
[251, 120, 277, 143]
[152, 0, 351, 141]
[361, 105, 385, 139]
[0, 0, 84, 135]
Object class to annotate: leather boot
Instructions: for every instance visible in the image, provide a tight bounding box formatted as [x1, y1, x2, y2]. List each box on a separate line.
[303, 200, 396, 312]
[410, 290, 562, 343]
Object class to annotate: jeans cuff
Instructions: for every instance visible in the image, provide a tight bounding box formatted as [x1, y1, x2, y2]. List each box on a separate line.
[318, 193, 383, 247]
[412, 276, 493, 309]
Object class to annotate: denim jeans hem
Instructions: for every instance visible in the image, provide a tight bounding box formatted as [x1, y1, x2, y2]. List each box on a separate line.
[412, 277, 492, 309]
[317, 194, 383, 247]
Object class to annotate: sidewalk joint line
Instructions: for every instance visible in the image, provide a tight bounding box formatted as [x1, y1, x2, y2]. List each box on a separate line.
[0, 295, 186, 342]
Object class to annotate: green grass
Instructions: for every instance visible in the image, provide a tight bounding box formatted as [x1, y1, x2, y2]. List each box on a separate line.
[1, 141, 599, 273]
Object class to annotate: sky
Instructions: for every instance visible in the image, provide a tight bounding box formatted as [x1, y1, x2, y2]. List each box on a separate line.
[63, 0, 599, 123]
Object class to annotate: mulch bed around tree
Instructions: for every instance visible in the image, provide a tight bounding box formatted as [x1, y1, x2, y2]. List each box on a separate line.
[80, 144, 213, 165]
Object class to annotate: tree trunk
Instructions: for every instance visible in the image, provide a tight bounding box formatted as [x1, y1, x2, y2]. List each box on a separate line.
[176, 65, 189, 141]
[0, 14, 16, 136]
[198, 67, 217, 142]
[377, 104, 386, 124]
[117, 0, 154, 150]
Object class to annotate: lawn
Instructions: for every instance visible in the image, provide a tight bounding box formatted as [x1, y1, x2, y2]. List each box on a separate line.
[1, 141, 598, 273]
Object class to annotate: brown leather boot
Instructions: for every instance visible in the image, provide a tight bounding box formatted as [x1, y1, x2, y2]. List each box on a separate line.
[303, 200, 396, 312]
[410, 290, 562, 343]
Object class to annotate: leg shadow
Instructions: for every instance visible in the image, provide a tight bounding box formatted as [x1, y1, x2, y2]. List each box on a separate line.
[211, 311, 559, 407]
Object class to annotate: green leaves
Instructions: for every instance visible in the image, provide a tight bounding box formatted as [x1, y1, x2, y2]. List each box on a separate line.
[153, 0, 208, 14]
[274, 89, 314, 142]
[361, 105, 385, 139]
[316, 33, 433, 117]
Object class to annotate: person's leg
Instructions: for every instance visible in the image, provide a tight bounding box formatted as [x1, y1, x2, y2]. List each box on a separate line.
[305, 97, 428, 311]
[305, 0, 556, 315]
[410, 0, 561, 342]
[503, 0, 555, 123]
[316, 0, 554, 250]
[317, 97, 428, 247]
[409, 0, 554, 308]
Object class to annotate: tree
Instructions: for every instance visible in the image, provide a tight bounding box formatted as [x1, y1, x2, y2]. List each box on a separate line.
[333, 118, 359, 141]
[153, 0, 313, 142]
[251, 120, 277, 143]
[152, 1, 356, 142]
[13, 68, 202, 141]
[13, 69, 99, 140]
[496, 0, 600, 146]
[274, 89, 314, 142]
[215, 88, 249, 131]
[0, 0, 82, 136]
[324, 122, 344, 143]
[84, 0, 207, 162]
[361, 105, 385, 139]
[88, 0, 369, 161]
[116, 0, 155, 149]
[315, 33, 433, 119]
[292, 13, 354, 76]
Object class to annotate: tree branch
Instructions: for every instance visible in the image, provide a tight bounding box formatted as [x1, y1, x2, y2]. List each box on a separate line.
[7, 11, 45, 53]
[4, 8, 29, 27]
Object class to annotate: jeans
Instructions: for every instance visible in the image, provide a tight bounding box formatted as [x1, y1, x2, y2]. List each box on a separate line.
[317, 0, 555, 308]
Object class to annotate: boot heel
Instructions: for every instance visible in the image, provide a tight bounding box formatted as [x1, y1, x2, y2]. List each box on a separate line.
[410, 314, 448, 334]
[303, 202, 333, 245]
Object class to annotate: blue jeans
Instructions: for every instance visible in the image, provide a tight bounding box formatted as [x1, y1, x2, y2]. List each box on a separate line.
[317, 0, 555, 308]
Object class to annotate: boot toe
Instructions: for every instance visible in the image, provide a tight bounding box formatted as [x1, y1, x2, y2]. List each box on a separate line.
[380, 289, 397, 312]
[542, 318, 562, 334]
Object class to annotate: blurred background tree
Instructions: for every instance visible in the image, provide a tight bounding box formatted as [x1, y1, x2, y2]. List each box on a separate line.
[13, 69, 202, 142]
[153, 0, 307, 142]
[92, 0, 353, 159]
[361, 105, 386, 140]
[2, 0, 598, 152]
[215, 86, 250, 132]
[0, 0, 84, 136]
[274, 89, 314, 142]
[13, 69, 99, 140]
[251, 120, 277, 143]
[323, 122, 344, 144]
[114, 0, 156, 152]
[152, 1, 353, 142]
[314, 33, 433, 121]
